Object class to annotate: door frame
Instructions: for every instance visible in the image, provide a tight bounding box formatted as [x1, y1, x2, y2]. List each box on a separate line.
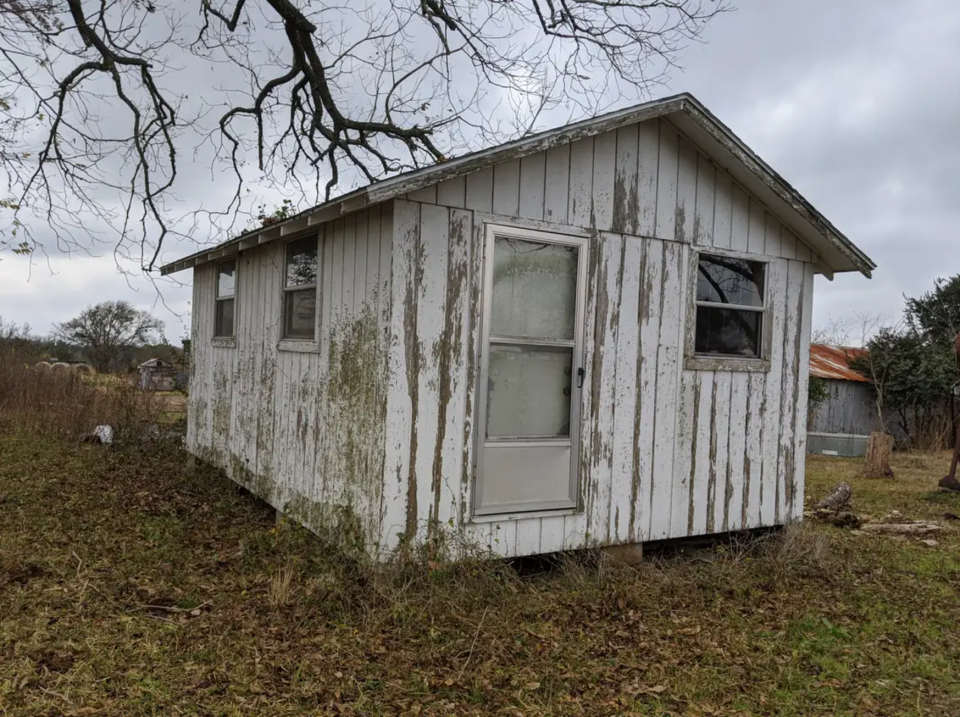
[472, 222, 590, 517]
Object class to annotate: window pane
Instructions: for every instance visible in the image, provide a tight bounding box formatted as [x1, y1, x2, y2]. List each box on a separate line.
[697, 255, 764, 307]
[695, 306, 762, 357]
[286, 237, 318, 287]
[284, 288, 316, 339]
[215, 299, 234, 337]
[491, 236, 578, 340]
[217, 260, 235, 298]
[487, 345, 573, 438]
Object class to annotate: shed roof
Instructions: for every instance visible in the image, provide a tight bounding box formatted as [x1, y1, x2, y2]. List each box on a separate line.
[809, 344, 870, 382]
[161, 93, 875, 278]
[139, 358, 173, 369]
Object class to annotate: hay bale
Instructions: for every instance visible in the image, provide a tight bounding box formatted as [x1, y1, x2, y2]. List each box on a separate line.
[73, 364, 94, 375]
[50, 362, 71, 371]
[34, 361, 52, 370]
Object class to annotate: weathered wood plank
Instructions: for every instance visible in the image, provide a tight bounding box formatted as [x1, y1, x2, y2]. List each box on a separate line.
[689, 371, 715, 535]
[670, 370, 697, 537]
[730, 184, 750, 253]
[764, 212, 782, 257]
[709, 372, 731, 533]
[491, 521, 517, 558]
[543, 144, 571, 224]
[760, 260, 785, 526]
[465, 166, 494, 213]
[778, 260, 804, 522]
[433, 208, 472, 538]
[656, 123, 679, 242]
[340, 215, 357, 317]
[747, 197, 766, 255]
[675, 135, 698, 244]
[407, 183, 437, 204]
[610, 237, 643, 543]
[712, 171, 733, 251]
[518, 152, 546, 221]
[437, 177, 466, 209]
[568, 136, 594, 227]
[593, 130, 617, 232]
[693, 154, 715, 246]
[632, 239, 663, 540]
[649, 240, 684, 540]
[578, 229, 601, 539]
[381, 199, 421, 553]
[563, 513, 586, 551]
[492, 158, 521, 217]
[354, 212, 369, 312]
[637, 119, 660, 236]
[514, 518, 542, 557]
[586, 232, 623, 545]
[779, 225, 798, 261]
[744, 371, 765, 528]
[539, 515, 566, 554]
[415, 203, 450, 544]
[458, 211, 484, 526]
[612, 124, 639, 235]
[725, 373, 749, 531]
[791, 264, 816, 521]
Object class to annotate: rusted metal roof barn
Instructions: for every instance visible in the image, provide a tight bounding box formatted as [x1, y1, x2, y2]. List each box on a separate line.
[807, 344, 892, 456]
[162, 93, 875, 559]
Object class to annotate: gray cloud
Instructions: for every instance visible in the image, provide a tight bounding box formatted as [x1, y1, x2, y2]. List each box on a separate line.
[3, 0, 955, 344]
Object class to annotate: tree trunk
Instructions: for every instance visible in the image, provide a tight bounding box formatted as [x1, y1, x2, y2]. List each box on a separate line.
[862, 432, 895, 478]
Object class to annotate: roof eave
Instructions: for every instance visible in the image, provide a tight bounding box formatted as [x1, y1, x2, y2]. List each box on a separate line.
[161, 92, 875, 279]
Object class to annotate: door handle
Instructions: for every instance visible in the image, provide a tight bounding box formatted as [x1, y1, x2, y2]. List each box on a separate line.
[577, 367, 585, 388]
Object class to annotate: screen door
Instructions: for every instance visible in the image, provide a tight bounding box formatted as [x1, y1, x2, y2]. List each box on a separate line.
[474, 224, 588, 516]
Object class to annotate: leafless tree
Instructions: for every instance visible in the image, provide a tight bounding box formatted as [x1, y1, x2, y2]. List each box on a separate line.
[0, 0, 729, 271]
[811, 311, 888, 348]
[53, 299, 163, 371]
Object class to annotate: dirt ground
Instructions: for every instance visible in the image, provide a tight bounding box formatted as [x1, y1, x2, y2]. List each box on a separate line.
[1, 434, 959, 716]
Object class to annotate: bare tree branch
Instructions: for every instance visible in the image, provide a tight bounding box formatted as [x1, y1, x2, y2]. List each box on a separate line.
[0, 0, 730, 271]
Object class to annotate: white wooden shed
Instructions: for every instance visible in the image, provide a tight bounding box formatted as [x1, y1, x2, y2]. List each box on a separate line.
[162, 93, 875, 559]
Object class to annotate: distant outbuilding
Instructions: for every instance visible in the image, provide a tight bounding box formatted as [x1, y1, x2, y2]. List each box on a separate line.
[138, 358, 178, 391]
[807, 344, 897, 457]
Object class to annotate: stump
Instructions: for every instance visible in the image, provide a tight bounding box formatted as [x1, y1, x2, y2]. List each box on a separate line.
[862, 432, 894, 478]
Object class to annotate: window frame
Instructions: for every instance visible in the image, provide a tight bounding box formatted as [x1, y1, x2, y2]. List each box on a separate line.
[213, 257, 237, 341]
[684, 249, 772, 373]
[280, 233, 320, 345]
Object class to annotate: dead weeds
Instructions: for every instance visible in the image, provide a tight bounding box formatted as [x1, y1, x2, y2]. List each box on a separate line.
[1, 433, 960, 716]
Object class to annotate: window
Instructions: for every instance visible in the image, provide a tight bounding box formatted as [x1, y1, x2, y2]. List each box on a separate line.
[695, 253, 765, 358]
[214, 259, 236, 337]
[283, 236, 318, 340]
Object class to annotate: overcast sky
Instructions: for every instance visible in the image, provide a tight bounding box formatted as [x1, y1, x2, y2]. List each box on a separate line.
[1, 0, 957, 344]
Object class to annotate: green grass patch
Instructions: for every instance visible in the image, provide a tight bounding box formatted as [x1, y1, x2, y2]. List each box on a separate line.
[1, 434, 960, 716]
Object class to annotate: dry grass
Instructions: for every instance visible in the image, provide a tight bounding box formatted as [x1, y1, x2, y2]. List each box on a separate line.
[1, 435, 960, 716]
[0, 348, 164, 440]
[267, 563, 297, 607]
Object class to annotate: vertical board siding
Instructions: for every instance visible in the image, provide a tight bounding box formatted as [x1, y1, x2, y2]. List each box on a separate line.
[414, 203, 450, 543]
[585, 233, 623, 545]
[792, 265, 816, 521]
[189, 116, 820, 562]
[188, 207, 393, 554]
[633, 241, 663, 539]
[609, 237, 643, 543]
[568, 136, 595, 227]
[760, 261, 786, 526]
[648, 241, 685, 540]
